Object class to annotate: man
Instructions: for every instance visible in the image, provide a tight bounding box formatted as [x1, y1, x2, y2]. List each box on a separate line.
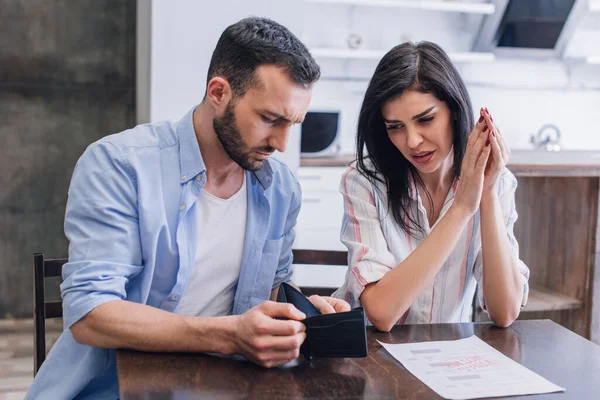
[26, 17, 349, 399]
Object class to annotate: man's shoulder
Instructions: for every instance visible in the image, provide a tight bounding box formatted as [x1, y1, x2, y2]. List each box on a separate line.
[96, 119, 179, 154]
[73, 119, 181, 181]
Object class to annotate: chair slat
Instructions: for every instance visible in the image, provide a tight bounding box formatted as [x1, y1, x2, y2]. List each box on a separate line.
[45, 301, 63, 319]
[33, 253, 46, 376]
[44, 259, 67, 277]
[33, 254, 66, 376]
[292, 249, 347, 266]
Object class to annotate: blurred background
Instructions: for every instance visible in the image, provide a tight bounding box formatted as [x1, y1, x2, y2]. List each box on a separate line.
[1, 0, 599, 396]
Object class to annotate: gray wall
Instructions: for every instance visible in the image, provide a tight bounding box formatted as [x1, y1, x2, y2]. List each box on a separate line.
[0, 0, 136, 318]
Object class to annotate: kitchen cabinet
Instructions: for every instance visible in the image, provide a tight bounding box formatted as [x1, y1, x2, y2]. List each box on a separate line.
[292, 167, 347, 293]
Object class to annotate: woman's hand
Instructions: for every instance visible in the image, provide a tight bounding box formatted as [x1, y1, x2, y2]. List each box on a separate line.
[481, 108, 510, 194]
[452, 108, 491, 217]
[308, 295, 351, 314]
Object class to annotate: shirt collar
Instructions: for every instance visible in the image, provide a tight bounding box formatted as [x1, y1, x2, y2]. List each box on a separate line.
[176, 105, 273, 189]
[177, 105, 206, 183]
[253, 160, 273, 190]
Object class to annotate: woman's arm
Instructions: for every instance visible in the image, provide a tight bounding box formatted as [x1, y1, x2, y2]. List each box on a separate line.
[361, 206, 471, 331]
[479, 192, 524, 327]
[477, 108, 528, 327]
[360, 120, 491, 332]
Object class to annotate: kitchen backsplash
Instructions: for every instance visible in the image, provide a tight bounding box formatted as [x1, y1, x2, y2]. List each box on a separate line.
[308, 79, 600, 153]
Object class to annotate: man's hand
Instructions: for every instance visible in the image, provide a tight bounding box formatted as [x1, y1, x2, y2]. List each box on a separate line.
[233, 301, 307, 368]
[308, 295, 351, 314]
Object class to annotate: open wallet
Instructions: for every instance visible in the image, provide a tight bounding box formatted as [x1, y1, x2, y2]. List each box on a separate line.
[276, 282, 368, 359]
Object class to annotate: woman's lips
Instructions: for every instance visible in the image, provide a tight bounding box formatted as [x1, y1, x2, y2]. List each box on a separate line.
[411, 150, 435, 164]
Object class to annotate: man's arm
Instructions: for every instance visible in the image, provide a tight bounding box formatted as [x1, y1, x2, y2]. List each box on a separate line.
[71, 298, 307, 368]
[70, 300, 236, 353]
[65, 142, 306, 367]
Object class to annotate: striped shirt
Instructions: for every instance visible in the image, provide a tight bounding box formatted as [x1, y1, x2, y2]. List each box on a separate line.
[332, 164, 530, 324]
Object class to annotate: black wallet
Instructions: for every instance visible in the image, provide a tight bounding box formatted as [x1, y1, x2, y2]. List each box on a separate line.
[276, 282, 368, 359]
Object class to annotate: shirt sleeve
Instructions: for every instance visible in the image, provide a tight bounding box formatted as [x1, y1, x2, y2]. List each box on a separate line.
[474, 168, 530, 312]
[60, 140, 144, 330]
[272, 178, 302, 289]
[334, 167, 397, 304]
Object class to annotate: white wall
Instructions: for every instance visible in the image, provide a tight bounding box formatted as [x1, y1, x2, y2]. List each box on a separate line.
[303, 1, 600, 151]
[468, 84, 600, 150]
[144, 1, 600, 156]
[309, 67, 600, 153]
[148, 0, 305, 171]
[150, 0, 303, 122]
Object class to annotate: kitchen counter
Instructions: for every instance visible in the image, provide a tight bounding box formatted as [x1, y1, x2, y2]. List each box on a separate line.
[300, 150, 600, 177]
[297, 150, 600, 344]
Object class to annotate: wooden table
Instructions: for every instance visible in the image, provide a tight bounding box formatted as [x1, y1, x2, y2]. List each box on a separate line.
[117, 320, 600, 399]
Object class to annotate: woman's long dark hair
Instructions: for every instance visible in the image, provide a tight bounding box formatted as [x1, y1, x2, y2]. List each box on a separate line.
[356, 41, 474, 237]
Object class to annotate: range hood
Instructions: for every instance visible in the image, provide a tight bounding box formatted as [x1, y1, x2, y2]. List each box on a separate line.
[473, 0, 588, 58]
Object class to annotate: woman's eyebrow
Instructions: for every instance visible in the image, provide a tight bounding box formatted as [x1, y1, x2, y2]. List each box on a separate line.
[383, 106, 436, 124]
[411, 106, 436, 120]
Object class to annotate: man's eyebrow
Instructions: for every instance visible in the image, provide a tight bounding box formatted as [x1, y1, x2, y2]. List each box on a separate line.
[262, 110, 302, 124]
[263, 111, 289, 122]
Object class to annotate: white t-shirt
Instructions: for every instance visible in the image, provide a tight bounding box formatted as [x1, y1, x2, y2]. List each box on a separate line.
[175, 174, 247, 317]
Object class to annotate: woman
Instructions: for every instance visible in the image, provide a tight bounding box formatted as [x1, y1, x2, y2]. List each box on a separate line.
[333, 42, 530, 332]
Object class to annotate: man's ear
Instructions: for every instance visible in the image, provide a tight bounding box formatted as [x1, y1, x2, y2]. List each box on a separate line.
[205, 77, 232, 111]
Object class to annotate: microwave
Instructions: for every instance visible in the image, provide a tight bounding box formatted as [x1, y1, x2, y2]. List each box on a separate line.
[300, 110, 342, 158]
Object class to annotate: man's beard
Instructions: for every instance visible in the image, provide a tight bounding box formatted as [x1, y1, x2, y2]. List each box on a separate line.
[213, 102, 273, 171]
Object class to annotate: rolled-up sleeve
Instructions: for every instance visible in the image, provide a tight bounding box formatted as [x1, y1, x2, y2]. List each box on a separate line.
[272, 180, 302, 289]
[335, 167, 396, 304]
[60, 141, 144, 330]
[474, 169, 530, 311]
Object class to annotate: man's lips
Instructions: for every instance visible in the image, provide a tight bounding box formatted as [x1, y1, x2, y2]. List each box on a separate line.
[255, 151, 272, 159]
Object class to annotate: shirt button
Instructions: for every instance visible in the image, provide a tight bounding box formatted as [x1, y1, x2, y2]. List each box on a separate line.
[179, 204, 185, 211]
[196, 175, 204, 182]
[181, 175, 187, 182]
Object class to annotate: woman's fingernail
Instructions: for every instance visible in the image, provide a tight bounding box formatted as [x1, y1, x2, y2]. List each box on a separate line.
[492, 131, 496, 137]
[478, 114, 484, 123]
[485, 107, 489, 114]
[486, 140, 490, 146]
[483, 125, 488, 132]
[490, 115, 494, 122]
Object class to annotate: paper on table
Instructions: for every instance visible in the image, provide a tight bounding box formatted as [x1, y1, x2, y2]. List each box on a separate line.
[378, 336, 564, 400]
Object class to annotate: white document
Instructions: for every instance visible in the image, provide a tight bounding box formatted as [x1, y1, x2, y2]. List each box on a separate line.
[379, 336, 564, 400]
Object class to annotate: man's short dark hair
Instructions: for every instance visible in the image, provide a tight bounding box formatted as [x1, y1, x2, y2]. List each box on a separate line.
[207, 17, 321, 97]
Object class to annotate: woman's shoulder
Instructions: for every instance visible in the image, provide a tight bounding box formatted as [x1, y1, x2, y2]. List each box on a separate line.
[343, 159, 383, 187]
[341, 159, 387, 198]
[341, 162, 368, 191]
